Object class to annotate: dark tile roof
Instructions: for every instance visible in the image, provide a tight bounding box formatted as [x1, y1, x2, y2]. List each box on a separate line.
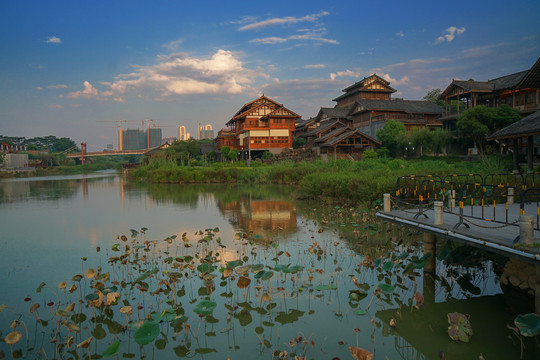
[319, 107, 351, 119]
[451, 80, 493, 92]
[517, 57, 540, 88]
[350, 99, 444, 114]
[301, 119, 346, 138]
[320, 129, 381, 147]
[489, 71, 528, 91]
[488, 110, 540, 140]
[314, 127, 349, 144]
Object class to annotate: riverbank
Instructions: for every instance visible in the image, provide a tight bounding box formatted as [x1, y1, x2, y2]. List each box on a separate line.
[130, 156, 512, 204]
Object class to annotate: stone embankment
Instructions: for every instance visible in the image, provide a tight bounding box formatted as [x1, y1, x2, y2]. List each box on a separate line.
[500, 258, 535, 295]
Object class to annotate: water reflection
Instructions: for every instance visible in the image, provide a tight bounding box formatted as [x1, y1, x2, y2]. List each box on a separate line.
[0, 174, 537, 360]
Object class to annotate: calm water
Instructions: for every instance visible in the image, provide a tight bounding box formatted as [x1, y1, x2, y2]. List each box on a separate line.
[0, 172, 536, 359]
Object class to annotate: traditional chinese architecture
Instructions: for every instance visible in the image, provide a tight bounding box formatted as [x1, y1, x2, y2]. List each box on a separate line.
[214, 95, 300, 158]
[439, 57, 540, 131]
[296, 74, 444, 141]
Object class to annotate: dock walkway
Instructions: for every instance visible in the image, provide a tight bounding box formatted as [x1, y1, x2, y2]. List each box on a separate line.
[377, 203, 540, 263]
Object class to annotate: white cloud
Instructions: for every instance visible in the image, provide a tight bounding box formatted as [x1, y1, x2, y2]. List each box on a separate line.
[303, 64, 326, 69]
[396, 31, 404, 37]
[47, 84, 68, 89]
[63, 81, 99, 99]
[250, 28, 338, 45]
[108, 49, 265, 97]
[45, 36, 62, 44]
[435, 26, 466, 44]
[162, 39, 184, 51]
[35, 86, 43, 91]
[48, 104, 63, 109]
[238, 11, 329, 31]
[381, 74, 410, 86]
[330, 70, 363, 80]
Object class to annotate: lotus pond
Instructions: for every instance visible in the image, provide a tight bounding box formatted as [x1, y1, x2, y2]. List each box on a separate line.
[0, 172, 538, 359]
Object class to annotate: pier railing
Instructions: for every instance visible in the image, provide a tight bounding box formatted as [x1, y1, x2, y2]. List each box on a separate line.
[395, 173, 539, 230]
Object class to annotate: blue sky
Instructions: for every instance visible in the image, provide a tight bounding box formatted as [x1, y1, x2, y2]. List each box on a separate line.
[1, 0, 539, 149]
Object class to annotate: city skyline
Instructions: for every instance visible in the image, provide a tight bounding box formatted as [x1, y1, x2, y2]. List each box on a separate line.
[1, 1, 539, 147]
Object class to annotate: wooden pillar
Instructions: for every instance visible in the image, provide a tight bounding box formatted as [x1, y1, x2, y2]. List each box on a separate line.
[528, 135, 534, 172]
[423, 232, 436, 273]
[513, 138, 519, 172]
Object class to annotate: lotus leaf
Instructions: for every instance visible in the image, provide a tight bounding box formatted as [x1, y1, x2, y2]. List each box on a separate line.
[226, 260, 242, 269]
[447, 312, 473, 342]
[251, 264, 264, 273]
[197, 264, 215, 273]
[282, 265, 303, 274]
[514, 313, 540, 336]
[354, 309, 367, 315]
[36, 282, 46, 293]
[194, 300, 217, 316]
[85, 268, 96, 279]
[237, 276, 251, 289]
[382, 261, 394, 271]
[349, 346, 374, 360]
[235, 265, 252, 275]
[377, 283, 395, 294]
[134, 321, 160, 345]
[4, 331, 22, 345]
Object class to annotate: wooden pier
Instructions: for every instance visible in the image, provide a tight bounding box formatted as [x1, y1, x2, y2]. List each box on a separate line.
[377, 199, 540, 314]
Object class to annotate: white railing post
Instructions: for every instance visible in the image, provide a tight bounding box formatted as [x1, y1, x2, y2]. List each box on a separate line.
[434, 201, 444, 225]
[520, 215, 534, 246]
[383, 193, 391, 212]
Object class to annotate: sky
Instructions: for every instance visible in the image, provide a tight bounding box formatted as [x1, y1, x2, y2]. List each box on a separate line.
[1, 0, 539, 149]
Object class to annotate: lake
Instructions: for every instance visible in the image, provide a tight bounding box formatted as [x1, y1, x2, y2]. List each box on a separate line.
[0, 171, 536, 359]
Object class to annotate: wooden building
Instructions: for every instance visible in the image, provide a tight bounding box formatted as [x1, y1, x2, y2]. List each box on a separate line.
[333, 74, 396, 108]
[297, 74, 444, 140]
[439, 57, 540, 131]
[215, 95, 300, 157]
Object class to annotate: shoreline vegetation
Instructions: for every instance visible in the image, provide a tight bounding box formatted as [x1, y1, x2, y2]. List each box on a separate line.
[130, 155, 514, 204]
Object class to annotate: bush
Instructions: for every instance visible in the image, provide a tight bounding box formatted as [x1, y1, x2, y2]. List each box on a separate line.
[362, 149, 377, 159]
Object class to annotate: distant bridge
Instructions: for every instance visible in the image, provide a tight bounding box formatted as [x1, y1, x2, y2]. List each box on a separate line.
[66, 149, 152, 158]
[66, 143, 167, 164]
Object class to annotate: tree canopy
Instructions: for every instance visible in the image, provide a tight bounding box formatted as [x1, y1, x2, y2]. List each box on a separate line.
[456, 105, 521, 154]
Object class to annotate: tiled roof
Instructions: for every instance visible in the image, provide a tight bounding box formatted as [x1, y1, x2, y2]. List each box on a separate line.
[488, 110, 540, 140]
[320, 129, 381, 147]
[301, 119, 346, 138]
[319, 107, 351, 119]
[489, 71, 528, 91]
[314, 127, 349, 144]
[350, 99, 444, 114]
[517, 57, 540, 88]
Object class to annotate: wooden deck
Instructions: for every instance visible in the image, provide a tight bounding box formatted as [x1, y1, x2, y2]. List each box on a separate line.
[376, 203, 540, 263]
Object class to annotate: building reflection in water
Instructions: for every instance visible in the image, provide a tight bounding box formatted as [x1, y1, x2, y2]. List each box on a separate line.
[218, 194, 297, 242]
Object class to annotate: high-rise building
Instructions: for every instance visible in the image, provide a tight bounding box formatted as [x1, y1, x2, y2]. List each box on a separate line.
[198, 124, 214, 140]
[118, 128, 162, 150]
[178, 126, 187, 141]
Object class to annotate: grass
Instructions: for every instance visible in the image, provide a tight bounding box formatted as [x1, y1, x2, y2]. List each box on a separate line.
[130, 156, 514, 204]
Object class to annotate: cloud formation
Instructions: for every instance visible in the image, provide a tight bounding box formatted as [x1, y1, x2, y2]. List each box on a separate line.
[435, 26, 466, 44]
[45, 36, 62, 44]
[47, 84, 68, 89]
[238, 11, 329, 31]
[303, 64, 326, 69]
[396, 31, 404, 37]
[329, 70, 363, 80]
[250, 30, 338, 45]
[107, 49, 265, 98]
[63, 81, 98, 99]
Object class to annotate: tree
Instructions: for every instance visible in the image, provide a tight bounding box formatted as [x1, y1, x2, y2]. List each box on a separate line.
[220, 146, 231, 162]
[293, 138, 306, 149]
[261, 151, 273, 160]
[423, 88, 460, 112]
[166, 139, 201, 165]
[227, 148, 239, 162]
[423, 89, 445, 108]
[456, 105, 521, 154]
[376, 120, 406, 157]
